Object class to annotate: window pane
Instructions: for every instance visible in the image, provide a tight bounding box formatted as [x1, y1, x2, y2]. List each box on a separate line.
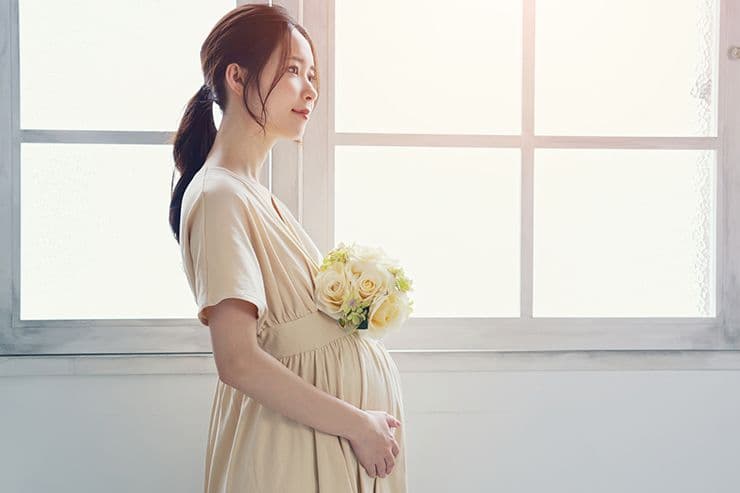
[533, 149, 716, 317]
[334, 146, 521, 317]
[335, 0, 522, 135]
[19, 0, 234, 131]
[535, 0, 718, 137]
[20, 144, 194, 320]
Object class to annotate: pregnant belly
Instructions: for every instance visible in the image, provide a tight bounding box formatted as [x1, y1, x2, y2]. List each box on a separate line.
[261, 308, 405, 435]
[278, 324, 404, 414]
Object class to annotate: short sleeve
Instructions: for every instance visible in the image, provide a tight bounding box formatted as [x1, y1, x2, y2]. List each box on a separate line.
[188, 185, 268, 332]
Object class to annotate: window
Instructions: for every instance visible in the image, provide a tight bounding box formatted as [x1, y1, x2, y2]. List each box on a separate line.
[304, 0, 740, 352]
[1, 0, 739, 356]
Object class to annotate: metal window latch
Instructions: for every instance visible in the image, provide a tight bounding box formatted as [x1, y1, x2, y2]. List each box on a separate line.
[729, 46, 740, 59]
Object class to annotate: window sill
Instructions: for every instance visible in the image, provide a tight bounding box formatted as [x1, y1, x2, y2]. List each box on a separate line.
[3, 349, 740, 377]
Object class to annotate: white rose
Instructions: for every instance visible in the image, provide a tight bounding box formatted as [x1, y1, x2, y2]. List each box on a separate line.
[354, 244, 386, 262]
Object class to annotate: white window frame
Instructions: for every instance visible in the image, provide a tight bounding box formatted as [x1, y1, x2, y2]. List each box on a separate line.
[1, 0, 739, 356]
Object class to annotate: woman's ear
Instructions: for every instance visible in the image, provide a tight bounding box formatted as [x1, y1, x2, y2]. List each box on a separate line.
[224, 63, 247, 97]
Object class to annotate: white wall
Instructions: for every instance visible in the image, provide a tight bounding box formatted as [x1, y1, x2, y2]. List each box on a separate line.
[2, 353, 740, 493]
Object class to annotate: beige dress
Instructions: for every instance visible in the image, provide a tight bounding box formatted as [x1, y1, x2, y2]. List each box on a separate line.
[179, 164, 408, 492]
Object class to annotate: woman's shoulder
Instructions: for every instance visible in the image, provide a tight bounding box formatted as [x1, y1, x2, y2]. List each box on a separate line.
[187, 166, 255, 207]
[181, 166, 257, 226]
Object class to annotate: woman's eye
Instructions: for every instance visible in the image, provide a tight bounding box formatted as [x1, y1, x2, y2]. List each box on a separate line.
[289, 65, 316, 82]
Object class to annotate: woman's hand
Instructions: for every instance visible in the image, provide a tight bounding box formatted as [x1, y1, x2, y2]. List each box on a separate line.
[347, 410, 401, 478]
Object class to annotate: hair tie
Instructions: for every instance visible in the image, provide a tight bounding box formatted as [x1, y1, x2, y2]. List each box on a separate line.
[198, 84, 216, 104]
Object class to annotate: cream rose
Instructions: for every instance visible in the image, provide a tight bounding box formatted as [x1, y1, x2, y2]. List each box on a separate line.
[347, 259, 394, 305]
[314, 262, 351, 317]
[367, 290, 411, 339]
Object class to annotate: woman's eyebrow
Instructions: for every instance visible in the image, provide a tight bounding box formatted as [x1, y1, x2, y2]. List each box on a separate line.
[289, 55, 316, 71]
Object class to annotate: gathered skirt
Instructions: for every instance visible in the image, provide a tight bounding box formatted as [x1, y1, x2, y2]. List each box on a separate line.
[203, 309, 408, 492]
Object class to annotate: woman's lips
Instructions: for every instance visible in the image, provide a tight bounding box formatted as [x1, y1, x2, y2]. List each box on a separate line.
[292, 110, 309, 120]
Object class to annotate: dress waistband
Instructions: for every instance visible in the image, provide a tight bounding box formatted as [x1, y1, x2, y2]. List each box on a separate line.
[259, 309, 355, 359]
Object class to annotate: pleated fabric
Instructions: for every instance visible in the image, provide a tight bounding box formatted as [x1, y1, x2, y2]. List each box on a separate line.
[179, 164, 407, 492]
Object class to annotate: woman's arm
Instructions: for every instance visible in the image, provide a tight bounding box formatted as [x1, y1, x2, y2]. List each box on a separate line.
[206, 297, 367, 441]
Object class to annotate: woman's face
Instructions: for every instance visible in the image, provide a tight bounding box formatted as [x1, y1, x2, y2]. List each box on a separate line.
[242, 29, 318, 141]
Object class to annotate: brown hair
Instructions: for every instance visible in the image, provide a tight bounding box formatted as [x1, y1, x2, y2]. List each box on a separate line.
[168, 3, 320, 243]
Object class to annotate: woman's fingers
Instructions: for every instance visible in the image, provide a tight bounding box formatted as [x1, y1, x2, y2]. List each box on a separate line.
[385, 456, 395, 474]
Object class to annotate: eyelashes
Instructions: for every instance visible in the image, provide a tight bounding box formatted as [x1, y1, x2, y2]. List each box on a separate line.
[288, 65, 316, 82]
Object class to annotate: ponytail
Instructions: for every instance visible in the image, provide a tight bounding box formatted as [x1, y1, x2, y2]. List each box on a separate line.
[168, 84, 218, 243]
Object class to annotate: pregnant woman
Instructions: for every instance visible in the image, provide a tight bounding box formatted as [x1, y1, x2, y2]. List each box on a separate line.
[167, 4, 407, 492]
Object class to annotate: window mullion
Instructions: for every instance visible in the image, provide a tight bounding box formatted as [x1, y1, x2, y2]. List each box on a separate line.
[521, 0, 536, 319]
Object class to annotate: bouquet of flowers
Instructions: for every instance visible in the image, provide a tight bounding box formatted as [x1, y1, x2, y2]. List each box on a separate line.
[314, 242, 414, 340]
